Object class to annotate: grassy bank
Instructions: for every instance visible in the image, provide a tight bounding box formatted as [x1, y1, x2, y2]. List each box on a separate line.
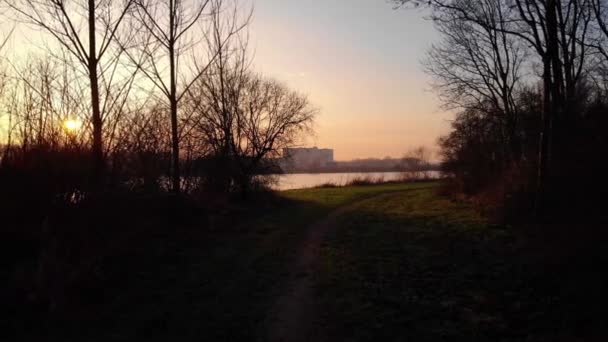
[314, 185, 608, 341]
[10, 182, 607, 341]
[11, 183, 429, 340]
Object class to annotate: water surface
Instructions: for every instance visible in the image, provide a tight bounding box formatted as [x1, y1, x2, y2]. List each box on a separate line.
[274, 171, 441, 191]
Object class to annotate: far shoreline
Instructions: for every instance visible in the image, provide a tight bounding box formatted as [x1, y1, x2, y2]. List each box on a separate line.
[273, 169, 441, 176]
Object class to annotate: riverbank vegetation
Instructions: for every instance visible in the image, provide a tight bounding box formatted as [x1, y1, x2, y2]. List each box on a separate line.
[396, 0, 608, 222]
[313, 171, 440, 189]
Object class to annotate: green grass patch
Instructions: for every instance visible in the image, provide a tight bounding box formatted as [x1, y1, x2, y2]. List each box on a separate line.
[314, 186, 563, 341]
[282, 182, 436, 209]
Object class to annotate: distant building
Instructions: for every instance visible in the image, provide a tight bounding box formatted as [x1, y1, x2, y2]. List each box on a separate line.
[283, 147, 334, 170]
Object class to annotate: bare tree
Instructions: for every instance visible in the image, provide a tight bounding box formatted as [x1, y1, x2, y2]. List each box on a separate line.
[128, 0, 248, 193]
[424, 0, 525, 162]
[187, 33, 316, 194]
[0, 25, 13, 156]
[111, 98, 172, 190]
[0, 24, 12, 52]
[589, 0, 608, 85]
[394, 0, 594, 212]
[5, 0, 137, 187]
[591, 0, 608, 56]
[403, 146, 432, 180]
[485, 0, 592, 212]
[4, 55, 90, 150]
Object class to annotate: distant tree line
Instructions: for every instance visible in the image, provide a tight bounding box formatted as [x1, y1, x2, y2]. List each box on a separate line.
[396, 0, 608, 218]
[281, 147, 438, 174]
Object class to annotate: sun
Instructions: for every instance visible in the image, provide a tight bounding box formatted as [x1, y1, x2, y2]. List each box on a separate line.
[64, 119, 82, 133]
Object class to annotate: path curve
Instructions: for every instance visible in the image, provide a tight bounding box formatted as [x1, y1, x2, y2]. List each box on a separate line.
[267, 193, 392, 342]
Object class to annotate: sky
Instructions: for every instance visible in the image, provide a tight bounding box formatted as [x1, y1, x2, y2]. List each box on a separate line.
[249, 0, 451, 160]
[0, 0, 451, 161]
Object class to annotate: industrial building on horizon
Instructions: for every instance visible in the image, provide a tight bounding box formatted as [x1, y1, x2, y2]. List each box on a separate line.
[282, 147, 334, 171]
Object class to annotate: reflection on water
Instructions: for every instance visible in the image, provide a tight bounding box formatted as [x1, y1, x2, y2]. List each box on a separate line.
[274, 171, 442, 191]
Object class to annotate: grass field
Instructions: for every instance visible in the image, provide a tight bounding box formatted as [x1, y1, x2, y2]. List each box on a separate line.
[22, 182, 430, 341]
[314, 186, 518, 341]
[15, 182, 608, 341]
[312, 185, 608, 341]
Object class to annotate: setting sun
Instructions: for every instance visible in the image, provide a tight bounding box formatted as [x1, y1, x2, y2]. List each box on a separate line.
[63, 119, 82, 133]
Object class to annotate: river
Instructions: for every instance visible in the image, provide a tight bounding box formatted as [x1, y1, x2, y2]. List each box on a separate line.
[272, 171, 442, 191]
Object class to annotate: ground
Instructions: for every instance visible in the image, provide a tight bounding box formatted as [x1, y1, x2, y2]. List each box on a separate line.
[12, 182, 608, 341]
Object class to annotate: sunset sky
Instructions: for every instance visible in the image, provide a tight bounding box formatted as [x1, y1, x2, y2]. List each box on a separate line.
[250, 0, 451, 160]
[0, 0, 451, 161]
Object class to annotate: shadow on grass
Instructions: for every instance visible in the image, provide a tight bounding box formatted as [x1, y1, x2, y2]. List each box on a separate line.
[6, 184, 392, 341]
[7, 183, 572, 341]
[315, 188, 608, 341]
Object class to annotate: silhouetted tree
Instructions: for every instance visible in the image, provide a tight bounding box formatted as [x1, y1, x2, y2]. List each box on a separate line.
[127, 0, 248, 193]
[403, 146, 432, 179]
[394, 0, 600, 215]
[187, 29, 316, 194]
[5, 0, 138, 188]
[424, 0, 525, 163]
[10, 57, 89, 149]
[0, 30, 10, 160]
[112, 100, 172, 191]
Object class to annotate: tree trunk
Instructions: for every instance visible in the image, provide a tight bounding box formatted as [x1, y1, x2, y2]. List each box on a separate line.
[89, 0, 104, 190]
[169, 3, 180, 194]
[536, 57, 553, 217]
[536, 0, 561, 216]
[170, 95, 180, 194]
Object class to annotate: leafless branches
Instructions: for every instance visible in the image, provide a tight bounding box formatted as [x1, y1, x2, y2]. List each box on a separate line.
[186, 29, 316, 193]
[127, 0, 250, 193]
[1, 0, 315, 196]
[425, 0, 525, 161]
[4, 0, 138, 186]
[397, 0, 608, 211]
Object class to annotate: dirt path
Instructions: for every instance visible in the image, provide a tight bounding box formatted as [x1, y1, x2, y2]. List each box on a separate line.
[267, 197, 378, 342]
